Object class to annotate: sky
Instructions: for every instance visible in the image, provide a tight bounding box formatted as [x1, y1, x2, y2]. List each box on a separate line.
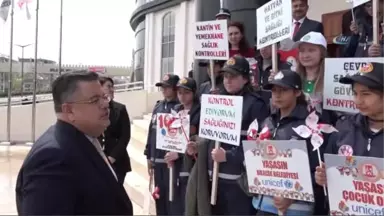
[1, 0, 136, 66]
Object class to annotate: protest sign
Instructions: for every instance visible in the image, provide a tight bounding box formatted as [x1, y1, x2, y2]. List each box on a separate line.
[324, 57, 384, 113]
[199, 94, 243, 146]
[256, 0, 292, 49]
[194, 20, 229, 60]
[325, 154, 384, 215]
[243, 140, 314, 202]
[156, 112, 189, 153]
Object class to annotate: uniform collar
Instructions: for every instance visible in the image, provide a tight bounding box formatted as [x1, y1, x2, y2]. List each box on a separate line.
[271, 104, 309, 122]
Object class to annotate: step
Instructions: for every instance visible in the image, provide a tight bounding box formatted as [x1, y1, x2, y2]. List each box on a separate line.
[124, 170, 156, 215]
[130, 125, 148, 153]
[143, 114, 152, 121]
[132, 119, 151, 137]
[127, 141, 148, 180]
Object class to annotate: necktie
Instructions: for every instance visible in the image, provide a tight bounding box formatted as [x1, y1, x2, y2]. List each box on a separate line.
[93, 138, 118, 180]
[293, 21, 301, 38]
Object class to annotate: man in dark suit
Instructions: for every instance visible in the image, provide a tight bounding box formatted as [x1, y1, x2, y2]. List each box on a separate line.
[15, 72, 133, 215]
[99, 76, 131, 184]
[292, 0, 324, 42]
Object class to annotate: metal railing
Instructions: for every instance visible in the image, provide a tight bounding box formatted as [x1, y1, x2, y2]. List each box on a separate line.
[0, 81, 144, 107]
[0, 81, 145, 161]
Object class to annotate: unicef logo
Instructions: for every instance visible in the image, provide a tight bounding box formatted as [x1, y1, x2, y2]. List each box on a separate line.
[284, 180, 293, 189]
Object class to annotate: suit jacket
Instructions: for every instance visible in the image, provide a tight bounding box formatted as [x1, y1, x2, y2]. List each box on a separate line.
[293, 17, 324, 42]
[15, 120, 133, 215]
[100, 100, 131, 173]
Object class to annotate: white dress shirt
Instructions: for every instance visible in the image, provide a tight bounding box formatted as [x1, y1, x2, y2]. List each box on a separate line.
[86, 135, 118, 180]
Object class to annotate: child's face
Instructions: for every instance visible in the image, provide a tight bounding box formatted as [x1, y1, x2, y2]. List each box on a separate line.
[271, 86, 299, 109]
[161, 86, 175, 98]
[353, 83, 384, 118]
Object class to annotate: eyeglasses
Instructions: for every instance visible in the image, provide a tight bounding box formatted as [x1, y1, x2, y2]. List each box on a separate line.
[68, 94, 110, 106]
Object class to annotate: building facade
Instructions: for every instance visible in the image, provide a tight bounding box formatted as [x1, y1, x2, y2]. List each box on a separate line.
[0, 57, 131, 95]
[130, 0, 354, 89]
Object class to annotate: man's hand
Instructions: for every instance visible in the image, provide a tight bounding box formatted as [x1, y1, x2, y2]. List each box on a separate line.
[315, 162, 327, 187]
[108, 156, 116, 164]
[211, 147, 226, 163]
[368, 44, 382, 57]
[273, 197, 294, 213]
[164, 152, 179, 167]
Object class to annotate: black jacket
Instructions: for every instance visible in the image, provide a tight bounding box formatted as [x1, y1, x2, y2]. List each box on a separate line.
[261, 104, 329, 215]
[327, 113, 383, 158]
[198, 76, 224, 99]
[99, 100, 131, 173]
[16, 120, 133, 215]
[293, 18, 324, 42]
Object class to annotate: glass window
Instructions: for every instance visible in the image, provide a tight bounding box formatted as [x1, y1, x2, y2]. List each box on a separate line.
[161, 12, 175, 77]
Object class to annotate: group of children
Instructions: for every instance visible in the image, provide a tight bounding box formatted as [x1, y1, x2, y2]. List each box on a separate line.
[143, 31, 384, 216]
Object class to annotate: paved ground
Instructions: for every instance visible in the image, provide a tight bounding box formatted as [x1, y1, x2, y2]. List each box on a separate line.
[0, 148, 143, 215]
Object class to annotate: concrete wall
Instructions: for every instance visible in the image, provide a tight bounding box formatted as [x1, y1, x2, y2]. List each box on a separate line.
[144, 0, 196, 91]
[307, 0, 350, 21]
[0, 90, 162, 143]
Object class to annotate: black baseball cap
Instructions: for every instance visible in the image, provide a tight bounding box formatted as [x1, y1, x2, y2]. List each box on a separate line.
[198, 60, 226, 67]
[263, 70, 302, 90]
[176, 77, 197, 92]
[215, 8, 231, 19]
[339, 62, 384, 91]
[155, 74, 180, 87]
[220, 55, 250, 76]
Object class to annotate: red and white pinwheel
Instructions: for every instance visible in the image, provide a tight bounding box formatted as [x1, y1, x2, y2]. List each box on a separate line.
[292, 111, 338, 151]
[247, 119, 271, 141]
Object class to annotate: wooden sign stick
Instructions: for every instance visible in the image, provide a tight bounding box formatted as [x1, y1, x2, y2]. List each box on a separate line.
[209, 59, 221, 205]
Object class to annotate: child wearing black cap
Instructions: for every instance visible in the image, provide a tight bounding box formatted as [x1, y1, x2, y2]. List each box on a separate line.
[207, 55, 269, 215]
[144, 74, 180, 215]
[315, 62, 384, 192]
[253, 70, 328, 216]
[163, 77, 201, 215]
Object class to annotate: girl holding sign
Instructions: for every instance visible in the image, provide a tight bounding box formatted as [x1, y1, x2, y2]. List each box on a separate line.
[144, 74, 180, 215]
[208, 55, 269, 215]
[315, 62, 384, 187]
[253, 70, 329, 216]
[168, 77, 201, 215]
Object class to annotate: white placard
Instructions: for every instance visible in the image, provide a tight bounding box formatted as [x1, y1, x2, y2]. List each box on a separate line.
[325, 154, 384, 215]
[199, 94, 243, 146]
[323, 58, 384, 113]
[193, 20, 229, 60]
[256, 0, 292, 49]
[156, 113, 189, 153]
[243, 140, 314, 202]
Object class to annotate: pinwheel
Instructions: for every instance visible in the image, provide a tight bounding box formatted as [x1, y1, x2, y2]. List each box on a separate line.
[292, 111, 338, 196]
[247, 119, 271, 141]
[152, 186, 160, 200]
[170, 109, 190, 142]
